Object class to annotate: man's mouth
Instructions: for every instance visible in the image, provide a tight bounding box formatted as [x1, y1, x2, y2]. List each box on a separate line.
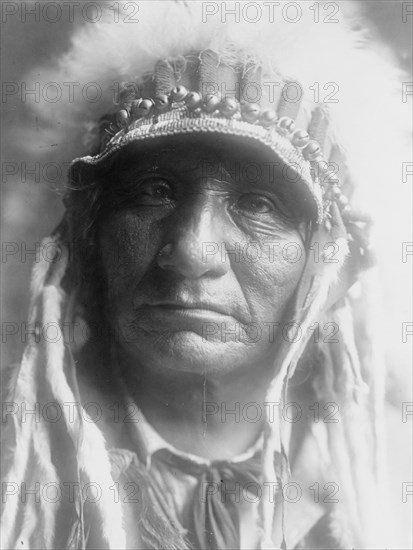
[149, 301, 232, 317]
[137, 300, 247, 327]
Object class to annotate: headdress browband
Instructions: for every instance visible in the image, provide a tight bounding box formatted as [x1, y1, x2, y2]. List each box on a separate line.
[95, 49, 351, 225]
[70, 49, 372, 235]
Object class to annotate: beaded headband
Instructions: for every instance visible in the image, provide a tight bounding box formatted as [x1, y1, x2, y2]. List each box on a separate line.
[70, 49, 352, 226]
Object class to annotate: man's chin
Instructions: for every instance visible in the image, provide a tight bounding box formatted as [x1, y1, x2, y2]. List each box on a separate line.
[120, 329, 262, 375]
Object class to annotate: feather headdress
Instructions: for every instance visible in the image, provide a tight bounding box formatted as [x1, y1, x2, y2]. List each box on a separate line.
[2, 1, 410, 549]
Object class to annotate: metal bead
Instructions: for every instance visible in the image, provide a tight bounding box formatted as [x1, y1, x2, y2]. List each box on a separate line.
[291, 129, 310, 148]
[136, 98, 154, 117]
[277, 116, 296, 134]
[155, 94, 170, 112]
[260, 109, 277, 128]
[185, 91, 202, 109]
[116, 109, 129, 128]
[220, 97, 238, 117]
[302, 140, 322, 161]
[170, 85, 188, 102]
[241, 102, 260, 123]
[204, 94, 221, 113]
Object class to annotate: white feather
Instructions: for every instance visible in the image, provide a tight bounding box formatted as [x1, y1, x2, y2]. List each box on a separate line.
[21, 1, 410, 220]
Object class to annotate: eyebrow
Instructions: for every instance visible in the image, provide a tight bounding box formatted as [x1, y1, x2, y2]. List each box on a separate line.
[215, 161, 289, 193]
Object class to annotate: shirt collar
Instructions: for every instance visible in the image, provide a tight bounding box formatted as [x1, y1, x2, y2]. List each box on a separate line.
[131, 404, 264, 469]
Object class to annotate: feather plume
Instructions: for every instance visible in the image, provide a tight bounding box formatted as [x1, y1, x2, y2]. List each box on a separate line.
[20, 2, 410, 221]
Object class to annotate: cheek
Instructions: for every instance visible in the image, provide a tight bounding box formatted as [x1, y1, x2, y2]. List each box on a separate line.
[235, 232, 306, 320]
[98, 214, 161, 297]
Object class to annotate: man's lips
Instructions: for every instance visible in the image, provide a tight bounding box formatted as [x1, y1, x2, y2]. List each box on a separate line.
[149, 301, 231, 316]
[138, 301, 247, 324]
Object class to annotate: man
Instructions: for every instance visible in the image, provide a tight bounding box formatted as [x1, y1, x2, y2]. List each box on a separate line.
[1, 2, 409, 549]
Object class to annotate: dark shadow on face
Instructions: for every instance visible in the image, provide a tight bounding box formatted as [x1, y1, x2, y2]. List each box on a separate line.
[95, 136, 312, 377]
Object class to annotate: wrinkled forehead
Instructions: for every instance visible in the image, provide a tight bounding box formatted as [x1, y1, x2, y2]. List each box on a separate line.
[116, 140, 286, 184]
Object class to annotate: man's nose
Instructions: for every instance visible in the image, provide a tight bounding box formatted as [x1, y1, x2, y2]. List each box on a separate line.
[157, 202, 230, 279]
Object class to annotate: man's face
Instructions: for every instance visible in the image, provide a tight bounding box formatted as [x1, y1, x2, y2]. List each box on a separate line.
[97, 141, 308, 376]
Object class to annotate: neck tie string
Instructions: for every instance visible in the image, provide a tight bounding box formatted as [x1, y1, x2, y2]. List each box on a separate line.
[152, 448, 278, 550]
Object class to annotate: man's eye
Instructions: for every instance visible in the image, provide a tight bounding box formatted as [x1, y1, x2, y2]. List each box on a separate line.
[138, 178, 175, 205]
[236, 194, 275, 214]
